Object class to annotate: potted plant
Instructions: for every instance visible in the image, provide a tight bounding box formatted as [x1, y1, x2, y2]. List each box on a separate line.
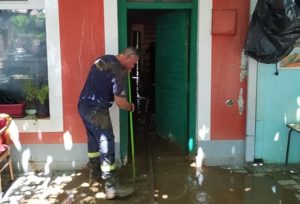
[23, 81, 49, 118]
[0, 93, 25, 118]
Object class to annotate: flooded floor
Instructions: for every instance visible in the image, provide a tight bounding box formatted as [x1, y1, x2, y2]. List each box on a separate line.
[2, 117, 300, 203]
[151, 135, 300, 204]
[147, 131, 300, 204]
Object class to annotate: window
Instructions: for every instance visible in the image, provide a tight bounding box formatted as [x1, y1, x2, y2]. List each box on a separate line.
[0, 0, 63, 132]
[0, 9, 48, 102]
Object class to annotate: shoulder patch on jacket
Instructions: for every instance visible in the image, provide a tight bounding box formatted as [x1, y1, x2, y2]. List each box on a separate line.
[94, 59, 112, 71]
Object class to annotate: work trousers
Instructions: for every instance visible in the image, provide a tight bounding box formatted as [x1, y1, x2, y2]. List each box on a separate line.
[78, 102, 116, 180]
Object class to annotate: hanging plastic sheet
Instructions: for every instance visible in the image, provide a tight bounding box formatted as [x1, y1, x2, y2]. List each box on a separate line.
[244, 0, 300, 64]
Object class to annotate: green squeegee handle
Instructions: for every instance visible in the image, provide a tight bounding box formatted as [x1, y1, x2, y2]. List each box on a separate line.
[128, 73, 136, 179]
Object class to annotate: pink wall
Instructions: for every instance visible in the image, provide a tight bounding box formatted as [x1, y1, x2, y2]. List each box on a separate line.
[211, 0, 250, 140]
[19, 0, 250, 143]
[20, 0, 105, 144]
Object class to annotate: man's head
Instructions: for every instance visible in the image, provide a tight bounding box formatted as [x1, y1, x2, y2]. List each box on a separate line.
[117, 47, 139, 71]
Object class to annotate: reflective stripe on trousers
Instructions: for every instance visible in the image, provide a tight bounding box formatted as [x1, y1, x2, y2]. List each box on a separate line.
[78, 102, 116, 179]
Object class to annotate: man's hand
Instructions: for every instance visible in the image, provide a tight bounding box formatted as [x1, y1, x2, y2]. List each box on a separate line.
[129, 103, 135, 112]
[114, 95, 135, 112]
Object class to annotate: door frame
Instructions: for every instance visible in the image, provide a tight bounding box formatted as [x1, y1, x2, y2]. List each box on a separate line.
[117, 0, 198, 158]
[245, 0, 259, 162]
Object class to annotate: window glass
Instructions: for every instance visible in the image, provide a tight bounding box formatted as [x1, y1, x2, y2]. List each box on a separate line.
[0, 9, 47, 102]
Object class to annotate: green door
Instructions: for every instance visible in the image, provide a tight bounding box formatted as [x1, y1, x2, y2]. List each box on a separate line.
[155, 11, 189, 154]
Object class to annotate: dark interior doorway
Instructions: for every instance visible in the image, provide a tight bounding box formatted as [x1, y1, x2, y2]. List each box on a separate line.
[127, 10, 163, 131]
[127, 9, 190, 155]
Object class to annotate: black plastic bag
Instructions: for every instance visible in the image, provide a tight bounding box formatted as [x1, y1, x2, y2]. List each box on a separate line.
[244, 0, 300, 64]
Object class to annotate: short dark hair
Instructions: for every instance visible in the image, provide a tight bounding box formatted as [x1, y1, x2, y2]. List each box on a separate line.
[123, 47, 139, 57]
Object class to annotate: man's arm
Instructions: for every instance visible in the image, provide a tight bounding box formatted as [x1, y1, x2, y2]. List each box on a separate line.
[114, 95, 135, 112]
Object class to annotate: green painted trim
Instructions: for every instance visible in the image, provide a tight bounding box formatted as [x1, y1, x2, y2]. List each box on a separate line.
[188, 0, 198, 156]
[118, 1, 129, 161]
[125, 3, 193, 9]
[118, 1, 127, 49]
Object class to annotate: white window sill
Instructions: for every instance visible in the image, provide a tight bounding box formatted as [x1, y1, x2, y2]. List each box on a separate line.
[14, 114, 63, 133]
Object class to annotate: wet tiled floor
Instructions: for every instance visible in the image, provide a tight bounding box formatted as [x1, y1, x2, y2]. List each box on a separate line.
[2, 136, 300, 204]
[2, 121, 300, 203]
[151, 135, 300, 204]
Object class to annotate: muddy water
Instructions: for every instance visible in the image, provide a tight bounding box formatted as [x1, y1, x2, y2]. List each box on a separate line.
[2, 127, 300, 203]
[153, 161, 299, 204]
[151, 135, 300, 204]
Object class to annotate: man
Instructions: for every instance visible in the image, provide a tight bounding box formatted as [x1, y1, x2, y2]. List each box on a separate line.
[78, 47, 139, 199]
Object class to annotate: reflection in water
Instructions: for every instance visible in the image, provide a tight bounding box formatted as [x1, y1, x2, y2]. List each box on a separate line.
[152, 135, 300, 204]
[196, 147, 204, 167]
[196, 167, 204, 186]
[195, 191, 211, 204]
[272, 185, 277, 193]
[244, 187, 251, 192]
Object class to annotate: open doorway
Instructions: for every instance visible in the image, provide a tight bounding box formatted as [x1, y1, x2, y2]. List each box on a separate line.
[127, 9, 190, 155]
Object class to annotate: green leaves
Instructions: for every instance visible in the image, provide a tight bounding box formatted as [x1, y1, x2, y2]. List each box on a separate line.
[23, 81, 49, 105]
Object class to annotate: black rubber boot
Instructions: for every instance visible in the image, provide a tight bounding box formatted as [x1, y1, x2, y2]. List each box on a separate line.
[104, 177, 134, 199]
[88, 157, 101, 183]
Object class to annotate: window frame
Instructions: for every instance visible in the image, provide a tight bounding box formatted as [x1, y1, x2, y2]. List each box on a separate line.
[0, 0, 63, 132]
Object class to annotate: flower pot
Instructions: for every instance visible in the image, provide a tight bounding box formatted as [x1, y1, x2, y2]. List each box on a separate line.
[0, 102, 25, 117]
[34, 99, 49, 118]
